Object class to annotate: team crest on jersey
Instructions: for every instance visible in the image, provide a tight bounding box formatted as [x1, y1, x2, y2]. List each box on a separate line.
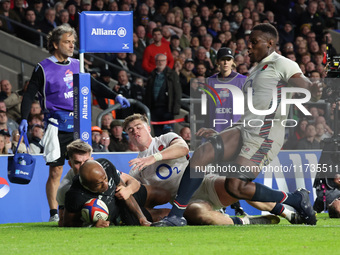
[261, 64, 268, 71]
[158, 145, 164, 151]
[63, 69, 74, 89]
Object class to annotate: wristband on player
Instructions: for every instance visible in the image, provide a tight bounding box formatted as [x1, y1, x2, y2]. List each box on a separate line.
[153, 152, 163, 161]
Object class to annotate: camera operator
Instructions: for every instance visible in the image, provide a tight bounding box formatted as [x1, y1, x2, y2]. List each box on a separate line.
[313, 174, 340, 218]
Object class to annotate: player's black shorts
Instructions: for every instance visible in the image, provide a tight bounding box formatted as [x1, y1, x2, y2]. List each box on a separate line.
[47, 131, 74, 167]
[118, 184, 152, 225]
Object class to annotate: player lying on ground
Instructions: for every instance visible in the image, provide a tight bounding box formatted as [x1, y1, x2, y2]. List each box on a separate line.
[63, 159, 169, 227]
[124, 114, 299, 225]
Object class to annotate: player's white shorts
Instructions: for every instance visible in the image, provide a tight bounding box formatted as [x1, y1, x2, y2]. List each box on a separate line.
[235, 125, 281, 169]
[189, 174, 224, 211]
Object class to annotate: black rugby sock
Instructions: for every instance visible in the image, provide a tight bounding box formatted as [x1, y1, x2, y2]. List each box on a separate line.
[168, 166, 203, 218]
[50, 209, 58, 217]
[251, 182, 287, 203]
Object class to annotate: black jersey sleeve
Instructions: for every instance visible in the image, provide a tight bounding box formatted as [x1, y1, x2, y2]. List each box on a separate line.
[21, 65, 44, 120]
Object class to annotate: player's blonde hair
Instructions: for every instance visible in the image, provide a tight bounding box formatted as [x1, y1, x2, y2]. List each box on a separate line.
[67, 139, 93, 159]
[123, 114, 149, 131]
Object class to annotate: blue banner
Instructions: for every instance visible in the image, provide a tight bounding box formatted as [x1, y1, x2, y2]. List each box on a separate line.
[73, 73, 92, 145]
[79, 11, 133, 53]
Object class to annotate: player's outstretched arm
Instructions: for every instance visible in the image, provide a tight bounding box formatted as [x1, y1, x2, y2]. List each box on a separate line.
[129, 137, 189, 171]
[288, 73, 323, 102]
[116, 179, 151, 226]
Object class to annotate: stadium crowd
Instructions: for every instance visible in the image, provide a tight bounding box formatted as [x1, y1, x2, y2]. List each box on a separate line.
[0, 0, 340, 153]
[1, 0, 340, 221]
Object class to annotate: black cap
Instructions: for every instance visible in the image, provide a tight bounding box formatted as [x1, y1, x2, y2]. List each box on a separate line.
[0, 129, 10, 137]
[171, 34, 180, 40]
[217, 47, 234, 60]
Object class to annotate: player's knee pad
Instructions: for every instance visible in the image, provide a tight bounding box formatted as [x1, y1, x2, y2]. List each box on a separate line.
[223, 163, 256, 199]
[207, 135, 224, 163]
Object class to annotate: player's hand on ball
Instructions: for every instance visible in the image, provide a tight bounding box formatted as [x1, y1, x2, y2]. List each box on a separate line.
[95, 219, 110, 228]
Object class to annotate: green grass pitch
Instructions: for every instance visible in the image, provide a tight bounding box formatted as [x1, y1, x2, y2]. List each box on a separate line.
[0, 214, 338, 255]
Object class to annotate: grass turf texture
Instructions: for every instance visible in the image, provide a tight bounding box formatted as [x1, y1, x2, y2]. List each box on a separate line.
[0, 214, 338, 255]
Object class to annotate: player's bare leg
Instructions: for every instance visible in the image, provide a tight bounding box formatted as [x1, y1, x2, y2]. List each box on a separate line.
[144, 185, 172, 208]
[184, 201, 234, 225]
[46, 165, 63, 222]
[184, 201, 279, 225]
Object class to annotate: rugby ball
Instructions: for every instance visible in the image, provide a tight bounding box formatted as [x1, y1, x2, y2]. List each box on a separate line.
[81, 198, 109, 223]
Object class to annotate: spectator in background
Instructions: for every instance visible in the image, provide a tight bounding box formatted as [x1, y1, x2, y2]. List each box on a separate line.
[11, 129, 26, 153]
[19, 8, 41, 46]
[91, 126, 105, 152]
[99, 129, 110, 152]
[0, 80, 21, 123]
[315, 116, 333, 139]
[180, 21, 191, 49]
[0, 0, 21, 34]
[0, 129, 12, 153]
[80, 0, 92, 12]
[57, 9, 69, 26]
[39, 7, 57, 35]
[108, 120, 129, 152]
[0, 101, 18, 131]
[0, 133, 8, 154]
[142, 28, 174, 74]
[32, 0, 44, 23]
[13, 0, 26, 22]
[144, 53, 182, 136]
[283, 118, 309, 149]
[322, 31, 337, 57]
[29, 100, 42, 116]
[194, 47, 214, 76]
[299, 1, 324, 39]
[201, 34, 217, 65]
[230, 11, 243, 34]
[29, 124, 44, 154]
[180, 58, 196, 96]
[315, 123, 326, 145]
[54, 1, 65, 21]
[296, 123, 320, 149]
[110, 53, 130, 81]
[101, 113, 113, 131]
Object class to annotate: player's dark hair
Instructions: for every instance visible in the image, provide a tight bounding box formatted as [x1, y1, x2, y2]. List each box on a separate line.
[252, 23, 278, 40]
[47, 24, 77, 54]
[123, 113, 149, 131]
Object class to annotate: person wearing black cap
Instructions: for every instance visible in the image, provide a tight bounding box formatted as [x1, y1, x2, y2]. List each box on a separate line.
[179, 58, 196, 96]
[201, 47, 246, 133]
